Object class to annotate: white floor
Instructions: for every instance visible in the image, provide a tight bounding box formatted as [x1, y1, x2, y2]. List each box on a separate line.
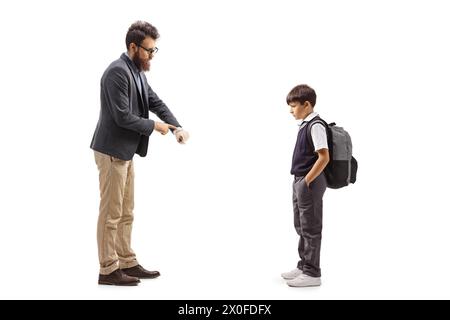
[2, 179, 450, 300]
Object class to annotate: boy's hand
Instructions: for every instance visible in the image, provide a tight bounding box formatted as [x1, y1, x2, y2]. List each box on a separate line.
[304, 148, 329, 188]
[304, 177, 311, 187]
[154, 122, 177, 135]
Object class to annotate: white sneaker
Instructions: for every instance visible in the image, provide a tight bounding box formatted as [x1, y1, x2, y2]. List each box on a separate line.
[286, 274, 321, 287]
[281, 268, 303, 280]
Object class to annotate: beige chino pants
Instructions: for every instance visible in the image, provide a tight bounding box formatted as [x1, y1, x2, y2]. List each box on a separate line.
[94, 151, 139, 275]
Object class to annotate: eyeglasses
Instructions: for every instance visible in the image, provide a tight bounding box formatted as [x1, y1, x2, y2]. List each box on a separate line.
[138, 45, 159, 55]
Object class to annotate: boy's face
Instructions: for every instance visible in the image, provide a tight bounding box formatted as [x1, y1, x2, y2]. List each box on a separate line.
[289, 101, 311, 120]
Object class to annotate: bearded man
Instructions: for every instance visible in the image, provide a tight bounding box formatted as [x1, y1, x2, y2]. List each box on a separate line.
[90, 21, 189, 286]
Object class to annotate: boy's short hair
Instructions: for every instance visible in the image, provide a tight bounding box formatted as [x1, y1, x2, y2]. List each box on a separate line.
[286, 84, 316, 107]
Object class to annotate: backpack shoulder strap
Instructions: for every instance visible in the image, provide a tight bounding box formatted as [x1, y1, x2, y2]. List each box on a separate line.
[306, 116, 328, 145]
[306, 117, 333, 156]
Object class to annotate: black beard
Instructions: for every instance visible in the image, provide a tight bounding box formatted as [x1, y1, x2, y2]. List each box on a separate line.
[132, 54, 144, 72]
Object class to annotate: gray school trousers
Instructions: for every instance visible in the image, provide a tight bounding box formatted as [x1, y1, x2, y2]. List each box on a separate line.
[293, 173, 327, 277]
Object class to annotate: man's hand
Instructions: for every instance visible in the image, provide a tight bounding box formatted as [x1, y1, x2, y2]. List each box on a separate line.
[154, 122, 177, 135]
[174, 127, 190, 144]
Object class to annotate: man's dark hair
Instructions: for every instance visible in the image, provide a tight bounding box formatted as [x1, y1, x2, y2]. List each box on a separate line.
[126, 21, 160, 49]
[286, 84, 317, 107]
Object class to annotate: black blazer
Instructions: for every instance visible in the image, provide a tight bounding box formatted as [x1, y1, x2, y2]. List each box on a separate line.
[90, 53, 181, 160]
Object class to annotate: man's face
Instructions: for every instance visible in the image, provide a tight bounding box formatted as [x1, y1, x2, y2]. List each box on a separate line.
[132, 37, 157, 72]
[289, 101, 310, 120]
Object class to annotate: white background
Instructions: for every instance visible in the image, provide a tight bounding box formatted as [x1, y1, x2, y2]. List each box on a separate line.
[1, 0, 449, 299]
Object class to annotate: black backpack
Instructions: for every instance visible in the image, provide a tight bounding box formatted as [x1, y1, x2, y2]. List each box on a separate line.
[307, 117, 357, 189]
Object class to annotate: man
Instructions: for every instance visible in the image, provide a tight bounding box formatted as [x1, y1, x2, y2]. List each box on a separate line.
[90, 21, 189, 286]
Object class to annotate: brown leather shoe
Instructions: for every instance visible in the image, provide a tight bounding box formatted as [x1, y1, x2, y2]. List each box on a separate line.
[121, 265, 160, 279]
[98, 269, 140, 286]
